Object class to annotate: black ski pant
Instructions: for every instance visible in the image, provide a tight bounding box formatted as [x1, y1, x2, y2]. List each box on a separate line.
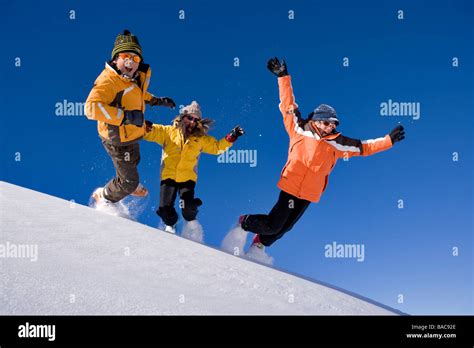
[157, 179, 201, 226]
[102, 140, 140, 203]
[241, 190, 311, 247]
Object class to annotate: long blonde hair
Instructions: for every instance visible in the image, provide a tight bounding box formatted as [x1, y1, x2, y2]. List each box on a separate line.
[173, 115, 215, 138]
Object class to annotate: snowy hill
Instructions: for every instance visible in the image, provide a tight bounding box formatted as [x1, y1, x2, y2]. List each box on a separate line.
[0, 181, 401, 315]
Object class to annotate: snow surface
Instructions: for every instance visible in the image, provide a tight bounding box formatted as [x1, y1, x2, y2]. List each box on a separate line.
[0, 181, 400, 315]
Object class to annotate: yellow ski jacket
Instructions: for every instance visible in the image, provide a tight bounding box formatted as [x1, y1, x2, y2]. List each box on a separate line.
[144, 123, 233, 182]
[85, 62, 154, 145]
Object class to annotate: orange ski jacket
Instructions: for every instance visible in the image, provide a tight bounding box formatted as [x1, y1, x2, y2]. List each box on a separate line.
[277, 75, 393, 202]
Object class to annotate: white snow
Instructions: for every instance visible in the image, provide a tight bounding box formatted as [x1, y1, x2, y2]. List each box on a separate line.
[245, 243, 275, 266]
[91, 189, 148, 221]
[221, 226, 249, 256]
[181, 220, 204, 243]
[221, 226, 274, 266]
[0, 181, 400, 315]
[92, 195, 131, 218]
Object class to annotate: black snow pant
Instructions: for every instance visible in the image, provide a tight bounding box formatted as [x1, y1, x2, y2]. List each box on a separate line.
[157, 179, 202, 226]
[241, 190, 311, 247]
[102, 140, 140, 203]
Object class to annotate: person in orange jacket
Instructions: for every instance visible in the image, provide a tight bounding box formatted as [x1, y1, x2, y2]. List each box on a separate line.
[239, 57, 405, 252]
[85, 30, 175, 205]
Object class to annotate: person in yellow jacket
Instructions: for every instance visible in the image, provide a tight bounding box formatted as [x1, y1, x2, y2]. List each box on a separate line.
[84, 30, 176, 204]
[144, 101, 244, 234]
[238, 58, 405, 255]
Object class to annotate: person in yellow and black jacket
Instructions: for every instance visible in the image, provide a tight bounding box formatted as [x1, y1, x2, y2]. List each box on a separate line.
[85, 30, 176, 204]
[144, 101, 244, 234]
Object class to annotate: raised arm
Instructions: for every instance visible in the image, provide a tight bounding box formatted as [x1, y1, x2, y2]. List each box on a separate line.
[267, 57, 302, 137]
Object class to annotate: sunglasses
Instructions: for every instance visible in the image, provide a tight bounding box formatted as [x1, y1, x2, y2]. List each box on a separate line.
[320, 120, 336, 127]
[118, 53, 142, 63]
[184, 115, 200, 122]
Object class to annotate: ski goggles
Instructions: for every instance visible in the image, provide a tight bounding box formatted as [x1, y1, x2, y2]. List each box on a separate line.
[118, 53, 142, 63]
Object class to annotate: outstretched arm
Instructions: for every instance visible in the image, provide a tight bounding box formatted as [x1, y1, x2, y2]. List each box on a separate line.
[201, 136, 233, 155]
[327, 125, 405, 159]
[143, 121, 168, 146]
[145, 93, 176, 109]
[144, 91, 154, 104]
[201, 125, 245, 155]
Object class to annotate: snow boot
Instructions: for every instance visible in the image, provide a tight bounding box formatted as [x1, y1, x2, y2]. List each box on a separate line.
[251, 234, 265, 250]
[92, 187, 111, 205]
[181, 220, 204, 243]
[221, 218, 249, 256]
[130, 183, 148, 197]
[246, 234, 273, 266]
[238, 214, 248, 229]
[164, 224, 177, 234]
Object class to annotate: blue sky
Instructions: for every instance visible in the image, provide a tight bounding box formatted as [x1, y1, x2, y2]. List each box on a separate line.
[2, 0, 473, 315]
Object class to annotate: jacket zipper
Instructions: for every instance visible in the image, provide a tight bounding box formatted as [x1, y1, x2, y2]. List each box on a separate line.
[123, 73, 145, 141]
[123, 124, 128, 139]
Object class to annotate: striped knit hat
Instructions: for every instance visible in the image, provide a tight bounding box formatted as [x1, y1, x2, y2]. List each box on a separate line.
[111, 30, 143, 60]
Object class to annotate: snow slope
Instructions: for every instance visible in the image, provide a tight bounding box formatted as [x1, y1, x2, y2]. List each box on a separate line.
[0, 181, 401, 315]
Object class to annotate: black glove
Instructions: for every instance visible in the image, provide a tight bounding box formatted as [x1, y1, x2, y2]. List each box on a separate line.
[145, 120, 153, 133]
[148, 96, 176, 108]
[389, 125, 405, 144]
[122, 110, 144, 127]
[226, 125, 245, 143]
[267, 57, 288, 77]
